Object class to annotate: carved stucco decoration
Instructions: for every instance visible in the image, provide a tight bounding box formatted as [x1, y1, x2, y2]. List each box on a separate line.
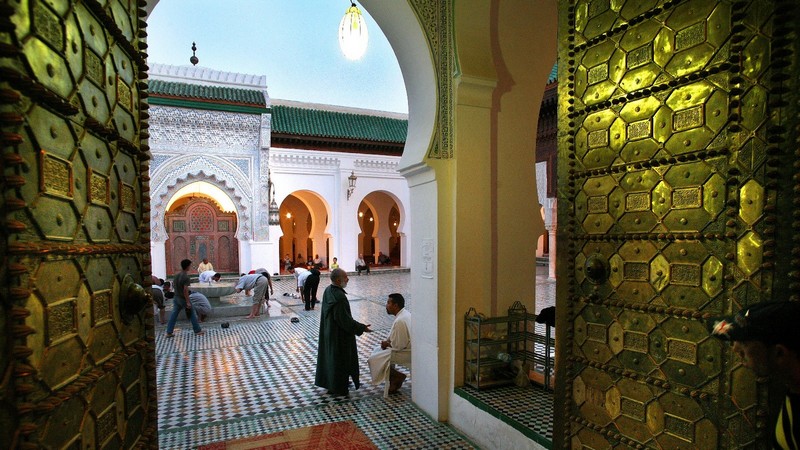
[256, 114, 272, 241]
[147, 106, 261, 151]
[269, 152, 340, 168]
[408, 0, 454, 160]
[354, 159, 400, 172]
[149, 155, 253, 241]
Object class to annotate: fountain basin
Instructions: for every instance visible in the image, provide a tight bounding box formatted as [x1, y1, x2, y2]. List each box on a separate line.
[189, 282, 237, 307]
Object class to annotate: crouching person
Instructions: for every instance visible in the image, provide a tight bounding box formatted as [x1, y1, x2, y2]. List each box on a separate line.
[186, 291, 212, 322]
[368, 293, 411, 396]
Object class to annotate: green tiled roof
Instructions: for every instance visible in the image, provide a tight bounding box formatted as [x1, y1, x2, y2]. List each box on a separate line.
[148, 80, 266, 106]
[272, 105, 407, 143]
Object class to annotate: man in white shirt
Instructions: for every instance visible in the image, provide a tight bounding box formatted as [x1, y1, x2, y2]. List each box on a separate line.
[197, 258, 213, 273]
[294, 267, 311, 304]
[368, 293, 411, 396]
[198, 271, 221, 284]
[355, 254, 370, 275]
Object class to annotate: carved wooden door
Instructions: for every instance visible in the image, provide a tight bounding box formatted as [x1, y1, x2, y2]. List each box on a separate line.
[165, 198, 238, 275]
[555, 1, 799, 448]
[0, 1, 156, 448]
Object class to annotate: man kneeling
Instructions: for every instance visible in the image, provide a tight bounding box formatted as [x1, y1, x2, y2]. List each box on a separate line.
[368, 293, 411, 396]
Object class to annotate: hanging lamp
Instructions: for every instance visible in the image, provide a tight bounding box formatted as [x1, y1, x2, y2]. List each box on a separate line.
[338, 2, 369, 60]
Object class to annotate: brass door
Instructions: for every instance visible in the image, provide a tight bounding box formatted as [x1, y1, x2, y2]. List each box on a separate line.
[555, 0, 799, 448]
[1, 1, 155, 448]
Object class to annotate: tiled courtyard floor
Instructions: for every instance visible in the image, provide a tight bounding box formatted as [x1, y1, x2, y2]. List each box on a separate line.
[155, 268, 556, 449]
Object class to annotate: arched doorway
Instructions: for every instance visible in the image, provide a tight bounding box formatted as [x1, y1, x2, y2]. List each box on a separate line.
[358, 192, 404, 266]
[164, 197, 239, 275]
[278, 192, 330, 271]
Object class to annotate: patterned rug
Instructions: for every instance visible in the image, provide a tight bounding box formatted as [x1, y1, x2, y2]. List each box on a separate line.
[197, 421, 378, 449]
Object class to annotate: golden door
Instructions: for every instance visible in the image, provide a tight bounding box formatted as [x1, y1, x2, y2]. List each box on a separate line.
[555, 0, 799, 448]
[1, 0, 156, 448]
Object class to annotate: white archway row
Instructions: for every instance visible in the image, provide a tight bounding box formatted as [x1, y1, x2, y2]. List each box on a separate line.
[269, 148, 413, 273]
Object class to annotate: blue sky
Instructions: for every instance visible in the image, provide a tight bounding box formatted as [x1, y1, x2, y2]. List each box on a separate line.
[146, 0, 409, 113]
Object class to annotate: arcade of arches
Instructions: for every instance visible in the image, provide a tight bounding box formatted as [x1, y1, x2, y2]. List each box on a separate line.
[278, 191, 402, 271]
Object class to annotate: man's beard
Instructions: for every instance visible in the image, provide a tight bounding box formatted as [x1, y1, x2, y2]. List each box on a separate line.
[342, 280, 348, 289]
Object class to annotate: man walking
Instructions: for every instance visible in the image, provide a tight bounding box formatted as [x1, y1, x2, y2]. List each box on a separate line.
[368, 293, 411, 396]
[315, 268, 372, 397]
[709, 301, 800, 448]
[165, 259, 204, 337]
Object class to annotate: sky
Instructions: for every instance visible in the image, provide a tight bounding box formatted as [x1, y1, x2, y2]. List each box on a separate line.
[146, 0, 409, 114]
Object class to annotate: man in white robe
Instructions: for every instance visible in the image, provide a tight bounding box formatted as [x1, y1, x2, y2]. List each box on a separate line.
[198, 271, 220, 284]
[368, 293, 411, 396]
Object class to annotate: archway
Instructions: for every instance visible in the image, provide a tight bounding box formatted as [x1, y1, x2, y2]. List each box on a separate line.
[278, 191, 331, 271]
[357, 191, 404, 266]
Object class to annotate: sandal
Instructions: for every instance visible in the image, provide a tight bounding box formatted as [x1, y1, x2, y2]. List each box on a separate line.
[165, 333, 175, 338]
[195, 331, 205, 336]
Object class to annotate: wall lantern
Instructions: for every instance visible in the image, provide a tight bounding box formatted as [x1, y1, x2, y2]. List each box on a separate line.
[347, 171, 358, 200]
[268, 199, 280, 225]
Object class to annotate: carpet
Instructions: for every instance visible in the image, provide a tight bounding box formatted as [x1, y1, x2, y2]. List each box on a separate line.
[197, 421, 378, 450]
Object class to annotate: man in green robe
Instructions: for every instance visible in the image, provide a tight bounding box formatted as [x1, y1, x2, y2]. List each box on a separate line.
[315, 268, 372, 397]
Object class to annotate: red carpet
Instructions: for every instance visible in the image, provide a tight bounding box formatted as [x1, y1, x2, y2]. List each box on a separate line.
[197, 421, 377, 449]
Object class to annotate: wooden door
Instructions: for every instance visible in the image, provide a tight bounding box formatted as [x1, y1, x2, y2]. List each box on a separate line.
[165, 198, 238, 275]
[0, 0, 156, 448]
[555, 1, 800, 448]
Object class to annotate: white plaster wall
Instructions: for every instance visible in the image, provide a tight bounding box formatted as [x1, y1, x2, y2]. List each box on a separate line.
[404, 166, 439, 417]
[449, 394, 548, 450]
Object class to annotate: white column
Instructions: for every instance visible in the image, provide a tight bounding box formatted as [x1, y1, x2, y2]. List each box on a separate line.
[238, 238, 252, 274]
[150, 240, 167, 278]
[403, 165, 440, 418]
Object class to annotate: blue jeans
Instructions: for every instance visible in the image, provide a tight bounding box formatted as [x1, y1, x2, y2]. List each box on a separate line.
[165, 296, 202, 334]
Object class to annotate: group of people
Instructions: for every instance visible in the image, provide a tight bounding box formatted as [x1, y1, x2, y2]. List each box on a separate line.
[151, 258, 218, 335]
[283, 253, 328, 272]
[155, 257, 414, 397]
[161, 259, 206, 337]
[315, 268, 411, 397]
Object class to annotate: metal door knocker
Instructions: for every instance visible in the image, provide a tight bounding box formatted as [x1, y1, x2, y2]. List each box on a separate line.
[584, 253, 609, 285]
[120, 274, 149, 325]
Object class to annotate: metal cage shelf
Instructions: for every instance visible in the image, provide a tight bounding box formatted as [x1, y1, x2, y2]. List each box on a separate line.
[464, 302, 555, 389]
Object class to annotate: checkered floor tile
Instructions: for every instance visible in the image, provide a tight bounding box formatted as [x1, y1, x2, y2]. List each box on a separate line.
[457, 384, 554, 443]
[157, 269, 555, 448]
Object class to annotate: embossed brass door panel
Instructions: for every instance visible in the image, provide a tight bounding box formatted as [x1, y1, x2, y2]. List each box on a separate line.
[0, 1, 156, 448]
[555, 0, 799, 448]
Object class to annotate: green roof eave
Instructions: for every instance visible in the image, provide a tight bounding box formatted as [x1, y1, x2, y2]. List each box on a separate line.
[148, 96, 270, 114]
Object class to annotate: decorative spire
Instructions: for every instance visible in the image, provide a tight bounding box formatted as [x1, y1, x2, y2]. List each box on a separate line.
[190, 42, 199, 66]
